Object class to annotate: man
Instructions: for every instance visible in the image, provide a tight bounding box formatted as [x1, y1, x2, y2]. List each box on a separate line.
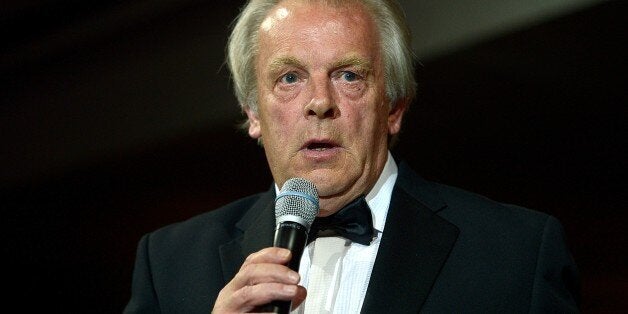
[125, 0, 579, 313]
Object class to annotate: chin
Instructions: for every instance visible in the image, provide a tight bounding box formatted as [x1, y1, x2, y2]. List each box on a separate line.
[306, 177, 339, 195]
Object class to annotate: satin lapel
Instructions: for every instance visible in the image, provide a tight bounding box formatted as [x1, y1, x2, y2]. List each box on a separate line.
[219, 190, 276, 283]
[361, 187, 459, 313]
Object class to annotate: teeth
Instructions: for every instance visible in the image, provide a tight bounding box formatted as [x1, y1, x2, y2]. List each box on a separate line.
[308, 143, 332, 150]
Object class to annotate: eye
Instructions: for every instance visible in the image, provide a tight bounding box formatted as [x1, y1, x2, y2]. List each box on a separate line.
[280, 72, 299, 84]
[340, 71, 358, 82]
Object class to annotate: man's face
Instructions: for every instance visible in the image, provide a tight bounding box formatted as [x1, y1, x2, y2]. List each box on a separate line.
[246, 0, 405, 215]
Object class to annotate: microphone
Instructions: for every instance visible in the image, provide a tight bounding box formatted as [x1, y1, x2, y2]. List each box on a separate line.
[267, 177, 319, 314]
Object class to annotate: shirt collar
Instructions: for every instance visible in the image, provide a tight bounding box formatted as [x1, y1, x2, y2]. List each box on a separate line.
[365, 151, 398, 233]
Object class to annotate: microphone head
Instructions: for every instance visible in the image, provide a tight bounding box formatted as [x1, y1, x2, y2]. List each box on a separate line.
[275, 177, 319, 230]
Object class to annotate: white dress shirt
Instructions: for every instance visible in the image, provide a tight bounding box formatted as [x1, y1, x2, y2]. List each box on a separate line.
[293, 151, 398, 313]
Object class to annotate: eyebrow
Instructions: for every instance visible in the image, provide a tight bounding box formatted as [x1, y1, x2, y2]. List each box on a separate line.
[330, 55, 373, 72]
[268, 56, 305, 75]
[266, 54, 373, 76]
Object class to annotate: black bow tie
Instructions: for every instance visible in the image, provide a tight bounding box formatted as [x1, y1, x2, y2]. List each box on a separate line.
[308, 196, 376, 245]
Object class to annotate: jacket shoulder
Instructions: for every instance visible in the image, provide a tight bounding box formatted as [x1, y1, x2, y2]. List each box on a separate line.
[146, 193, 266, 249]
[396, 160, 553, 235]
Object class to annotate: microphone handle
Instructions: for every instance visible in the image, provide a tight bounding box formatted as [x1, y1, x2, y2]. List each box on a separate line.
[264, 221, 309, 314]
[274, 221, 308, 270]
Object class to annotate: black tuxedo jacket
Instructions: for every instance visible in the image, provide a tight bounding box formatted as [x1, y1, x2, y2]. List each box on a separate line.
[124, 162, 579, 313]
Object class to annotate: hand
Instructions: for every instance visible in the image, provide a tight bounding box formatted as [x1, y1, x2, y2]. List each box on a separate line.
[212, 247, 307, 313]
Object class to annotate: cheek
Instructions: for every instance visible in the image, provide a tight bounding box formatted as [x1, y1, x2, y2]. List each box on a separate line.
[265, 104, 297, 125]
[355, 99, 390, 131]
[341, 106, 381, 149]
[359, 104, 394, 147]
[259, 101, 301, 138]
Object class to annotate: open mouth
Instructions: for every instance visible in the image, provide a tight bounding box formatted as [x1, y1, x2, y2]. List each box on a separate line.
[307, 142, 335, 151]
[304, 139, 339, 151]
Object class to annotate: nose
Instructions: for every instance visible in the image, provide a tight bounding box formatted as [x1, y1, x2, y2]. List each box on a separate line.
[304, 77, 339, 119]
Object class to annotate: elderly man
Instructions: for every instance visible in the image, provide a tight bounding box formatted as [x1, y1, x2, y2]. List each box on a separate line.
[125, 0, 579, 313]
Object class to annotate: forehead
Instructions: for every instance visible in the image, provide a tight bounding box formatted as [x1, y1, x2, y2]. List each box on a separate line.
[258, 0, 379, 49]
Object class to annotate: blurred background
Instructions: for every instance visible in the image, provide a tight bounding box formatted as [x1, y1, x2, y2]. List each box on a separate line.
[2, 0, 625, 312]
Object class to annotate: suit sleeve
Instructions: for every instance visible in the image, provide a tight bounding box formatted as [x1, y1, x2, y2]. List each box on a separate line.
[529, 215, 580, 313]
[123, 233, 161, 314]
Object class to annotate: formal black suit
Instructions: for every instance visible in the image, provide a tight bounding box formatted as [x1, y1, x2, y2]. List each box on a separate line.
[124, 161, 579, 313]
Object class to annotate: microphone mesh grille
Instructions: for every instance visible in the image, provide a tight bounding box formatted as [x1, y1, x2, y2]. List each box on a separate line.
[275, 178, 319, 228]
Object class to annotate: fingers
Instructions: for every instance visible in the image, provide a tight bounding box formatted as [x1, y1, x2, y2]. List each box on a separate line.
[233, 282, 297, 309]
[241, 247, 292, 269]
[291, 285, 307, 310]
[213, 247, 302, 313]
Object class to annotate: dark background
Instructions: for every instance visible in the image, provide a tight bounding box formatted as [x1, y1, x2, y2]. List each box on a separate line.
[2, 1, 625, 313]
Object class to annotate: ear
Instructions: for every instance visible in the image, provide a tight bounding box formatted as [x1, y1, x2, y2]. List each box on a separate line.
[244, 107, 262, 139]
[387, 99, 407, 135]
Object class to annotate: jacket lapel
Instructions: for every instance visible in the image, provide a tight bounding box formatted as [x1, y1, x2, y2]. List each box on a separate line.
[361, 163, 460, 313]
[219, 189, 276, 282]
